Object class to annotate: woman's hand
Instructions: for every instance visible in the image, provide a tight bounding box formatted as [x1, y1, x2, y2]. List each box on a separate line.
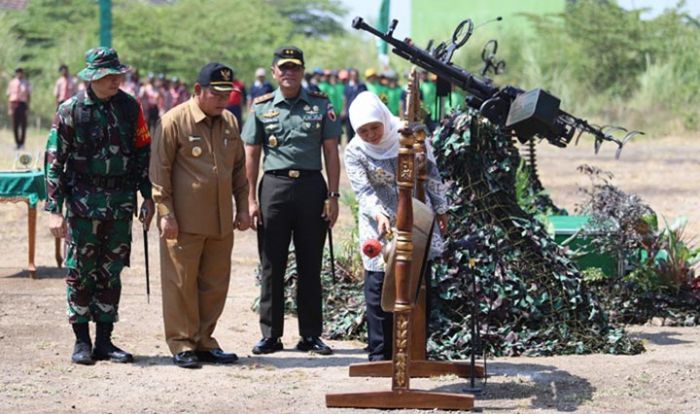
[375, 214, 391, 236]
[436, 213, 448, 235]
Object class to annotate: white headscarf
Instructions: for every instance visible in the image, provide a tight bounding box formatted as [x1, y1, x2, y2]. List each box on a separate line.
[348, 91, 401, 160]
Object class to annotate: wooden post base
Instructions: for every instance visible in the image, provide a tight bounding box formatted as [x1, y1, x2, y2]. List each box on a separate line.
[349, 359, 485, 378]
[326, 390, 474, 410]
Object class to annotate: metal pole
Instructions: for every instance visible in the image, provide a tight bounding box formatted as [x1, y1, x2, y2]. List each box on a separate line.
[139, 205, 150, 304]
[99, 0, 112, 47]
[143, 226, 150, 304]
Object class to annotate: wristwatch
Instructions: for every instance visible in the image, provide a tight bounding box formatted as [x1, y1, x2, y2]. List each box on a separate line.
[328, 191, 341, 198]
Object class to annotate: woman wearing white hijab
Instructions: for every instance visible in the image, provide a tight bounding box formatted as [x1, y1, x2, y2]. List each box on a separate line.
[345, 91, 448, 361]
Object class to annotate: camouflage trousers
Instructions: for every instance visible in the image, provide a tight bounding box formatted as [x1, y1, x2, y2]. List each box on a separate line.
[65, 217, 132, 324]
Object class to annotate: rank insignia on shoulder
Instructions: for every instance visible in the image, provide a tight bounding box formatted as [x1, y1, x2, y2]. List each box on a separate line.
[253, 93, 274, 105]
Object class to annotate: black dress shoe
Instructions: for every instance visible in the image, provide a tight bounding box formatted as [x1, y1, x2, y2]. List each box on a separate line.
[252, 337, 283, 354]
[173, 351, 202, 369]
[296, 337, 332, 355]
[71, 341, 95, 365]
[196, 348, 238, 364]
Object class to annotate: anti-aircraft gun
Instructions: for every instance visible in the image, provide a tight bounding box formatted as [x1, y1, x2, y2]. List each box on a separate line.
[352, 17, 642, 158]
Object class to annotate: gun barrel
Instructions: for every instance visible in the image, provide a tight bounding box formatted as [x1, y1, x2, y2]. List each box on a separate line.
[352, 16, 496, 100]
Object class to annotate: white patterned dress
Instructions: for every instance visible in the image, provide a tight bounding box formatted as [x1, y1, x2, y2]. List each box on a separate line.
[344, 139, 449, 272]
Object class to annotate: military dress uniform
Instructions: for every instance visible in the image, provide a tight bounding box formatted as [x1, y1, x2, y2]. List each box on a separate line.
[150, 63, 248, 368]
[242, 84, 341, 343]
[45, 47, 152, 365]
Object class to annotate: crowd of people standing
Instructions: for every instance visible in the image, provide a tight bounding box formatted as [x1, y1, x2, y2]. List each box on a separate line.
[6, 59, 470, 151]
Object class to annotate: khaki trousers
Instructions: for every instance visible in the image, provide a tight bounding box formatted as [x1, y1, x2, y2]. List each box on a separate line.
[160, 231, 233, 355]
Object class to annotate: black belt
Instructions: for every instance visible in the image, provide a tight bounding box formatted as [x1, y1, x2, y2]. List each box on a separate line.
[73, 173, 132, 190]
[265, 169, 320, 179]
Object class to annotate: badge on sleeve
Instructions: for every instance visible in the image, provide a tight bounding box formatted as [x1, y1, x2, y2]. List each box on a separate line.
[327, 103, 337, 122]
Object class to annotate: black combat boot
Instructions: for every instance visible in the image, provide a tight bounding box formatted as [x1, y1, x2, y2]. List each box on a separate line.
[71, 323, 94, 365]
[92, 322, 134, 363]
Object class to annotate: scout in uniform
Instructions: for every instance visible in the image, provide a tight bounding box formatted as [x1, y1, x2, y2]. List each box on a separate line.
[150, 62, 250, 369]
[242, 46, 341, 355]
[45, 47, 155, 365]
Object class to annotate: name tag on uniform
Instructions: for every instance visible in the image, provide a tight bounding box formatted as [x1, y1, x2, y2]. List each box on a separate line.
[303, 114, 323, 122]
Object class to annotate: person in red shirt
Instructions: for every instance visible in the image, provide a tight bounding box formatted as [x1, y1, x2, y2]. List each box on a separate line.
[225, 70, 246, 127]
[139, 73, 161, 133]
[54, 64, 77, 107]
[6, 67, 32, 149]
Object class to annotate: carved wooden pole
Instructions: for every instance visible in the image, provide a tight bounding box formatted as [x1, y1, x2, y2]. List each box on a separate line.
[413, 128, 427, 203]
[407, 67, 427, 204]
[393, 120, 415, 390]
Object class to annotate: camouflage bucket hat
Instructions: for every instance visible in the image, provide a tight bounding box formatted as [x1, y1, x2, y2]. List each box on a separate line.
[77, 47, 129, 81]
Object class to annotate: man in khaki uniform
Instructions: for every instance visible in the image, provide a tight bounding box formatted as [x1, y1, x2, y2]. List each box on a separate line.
[150, 62, 250, 369]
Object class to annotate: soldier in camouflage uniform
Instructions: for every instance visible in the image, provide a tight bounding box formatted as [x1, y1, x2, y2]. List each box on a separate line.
[44, 47, 155, 365]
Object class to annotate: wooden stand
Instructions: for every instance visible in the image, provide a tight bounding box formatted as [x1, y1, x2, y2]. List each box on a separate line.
[347, 71, 484, 381]
[0, 197, 63, 278]
[326, 92, 474, 409]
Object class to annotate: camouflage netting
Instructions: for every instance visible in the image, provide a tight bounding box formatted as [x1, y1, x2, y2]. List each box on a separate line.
[427, 111, 643, 357]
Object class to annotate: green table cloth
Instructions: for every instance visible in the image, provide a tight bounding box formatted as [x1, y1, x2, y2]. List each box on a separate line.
[0, 170, 46, 207]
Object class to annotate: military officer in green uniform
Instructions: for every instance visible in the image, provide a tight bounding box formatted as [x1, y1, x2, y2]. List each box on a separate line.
[242, 46, 341, 355]
[45, 47, 155, 365]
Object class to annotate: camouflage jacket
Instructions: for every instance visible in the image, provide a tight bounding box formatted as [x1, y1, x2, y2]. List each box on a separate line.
[44, 87, 152, 220]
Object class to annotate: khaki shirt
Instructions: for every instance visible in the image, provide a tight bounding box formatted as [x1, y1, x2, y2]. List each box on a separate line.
[150, 98, 248, 237]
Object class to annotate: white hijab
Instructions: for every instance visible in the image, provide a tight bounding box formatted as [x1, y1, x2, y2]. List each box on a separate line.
[348, 91, 401, 160]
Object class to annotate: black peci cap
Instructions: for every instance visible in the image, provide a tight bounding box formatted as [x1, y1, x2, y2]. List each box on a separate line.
[272, 46, 304, 67]
[197, 62, 234, 92]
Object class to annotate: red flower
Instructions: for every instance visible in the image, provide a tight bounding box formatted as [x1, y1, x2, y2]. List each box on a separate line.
[362, 239, 382, 258]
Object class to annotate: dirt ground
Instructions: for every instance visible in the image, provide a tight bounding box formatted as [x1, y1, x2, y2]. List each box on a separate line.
[1, 131, 699, 413]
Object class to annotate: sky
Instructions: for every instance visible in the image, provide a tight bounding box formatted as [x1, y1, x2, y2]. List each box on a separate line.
[339, 0, 412, 39]
[339, 0, 700, 38]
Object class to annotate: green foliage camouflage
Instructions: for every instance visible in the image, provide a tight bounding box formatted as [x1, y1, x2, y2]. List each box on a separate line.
[427, 111, 643, 357]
